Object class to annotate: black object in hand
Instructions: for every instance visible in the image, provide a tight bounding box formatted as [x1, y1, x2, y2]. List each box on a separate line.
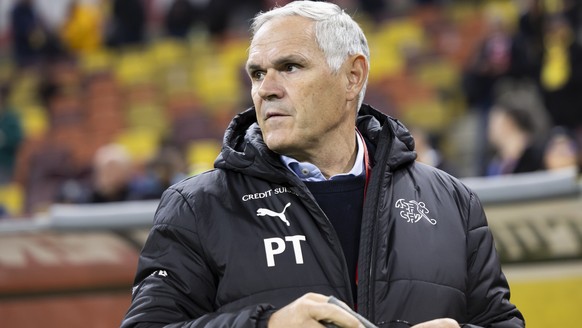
[320, 296, 378, 328]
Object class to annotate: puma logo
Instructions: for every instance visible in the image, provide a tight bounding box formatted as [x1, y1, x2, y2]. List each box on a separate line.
[257, 203, 291, 226]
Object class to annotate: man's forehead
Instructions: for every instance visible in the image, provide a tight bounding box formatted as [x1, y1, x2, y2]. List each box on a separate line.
[248, 35, 313, 57]
[251, 16, 314, 45]
[248, 17, 317, 62]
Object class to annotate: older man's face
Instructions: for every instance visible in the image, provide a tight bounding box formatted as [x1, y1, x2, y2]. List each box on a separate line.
[246, 16, 352, 160]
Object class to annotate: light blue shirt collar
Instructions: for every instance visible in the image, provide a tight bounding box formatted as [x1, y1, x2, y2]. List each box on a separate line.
[280, 132, 365, 182]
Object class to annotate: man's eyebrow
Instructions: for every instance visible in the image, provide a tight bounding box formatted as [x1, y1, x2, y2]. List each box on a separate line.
[272, 55, 307, 67]
[246, 55, 308, 72]
[246, 62, 260, 72]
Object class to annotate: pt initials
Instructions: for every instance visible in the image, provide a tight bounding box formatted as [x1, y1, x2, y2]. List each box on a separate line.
[263, 235, 306, 267]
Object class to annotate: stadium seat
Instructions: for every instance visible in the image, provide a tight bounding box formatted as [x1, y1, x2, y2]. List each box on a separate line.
[186, 139, 222, 175]
[115, 128, 160, 164]
[0, 183, 24, 216]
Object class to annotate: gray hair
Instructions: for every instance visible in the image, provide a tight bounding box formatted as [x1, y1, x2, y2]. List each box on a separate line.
[250, 1, 370, 110]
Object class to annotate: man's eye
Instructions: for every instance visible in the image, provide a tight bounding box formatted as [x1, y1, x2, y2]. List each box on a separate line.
[252, 71, 265, 80]
[285, 64, 299, 72]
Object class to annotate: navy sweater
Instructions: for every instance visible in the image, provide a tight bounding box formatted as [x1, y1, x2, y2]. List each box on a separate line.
[305, 175, 366, 302]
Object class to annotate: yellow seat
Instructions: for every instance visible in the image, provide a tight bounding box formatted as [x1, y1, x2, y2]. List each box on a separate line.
[401, 98, 449, 134]
[0, 183, 24, 217]
[125, 103, 168, 135]
[115, 128, 160, 164]
[415, 59, 460, 90]
[146, 38, 198, 96]
[186, 139, 222, 175]
[79, 48, 115, 74]
[367, 17, 426, 81]
[19, 105, 48, 139]
[8, 71, 39, 109]
[482, 1, 519, 30]
[114, 49, 154, 86]
[189, 39, 248, 109]
[149, 38, 188, 66]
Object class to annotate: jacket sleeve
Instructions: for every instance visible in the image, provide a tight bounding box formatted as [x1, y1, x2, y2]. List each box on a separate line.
[120, 188, 275, 328]
[464, 192, 525, 328]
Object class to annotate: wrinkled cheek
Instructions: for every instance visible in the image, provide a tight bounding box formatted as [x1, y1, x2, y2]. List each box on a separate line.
[251, 90, 261, 107]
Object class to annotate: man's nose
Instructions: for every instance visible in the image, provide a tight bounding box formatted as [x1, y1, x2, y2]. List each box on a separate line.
[257, 70, 284, 100]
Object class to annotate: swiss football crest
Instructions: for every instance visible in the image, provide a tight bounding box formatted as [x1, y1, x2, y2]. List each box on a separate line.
[395, 199, 437, 225]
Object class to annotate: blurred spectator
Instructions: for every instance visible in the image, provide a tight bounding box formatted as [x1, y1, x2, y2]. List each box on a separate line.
[106, 0, 146, 48]
[409, 125, 456, 176]
[163, 0, 196, 39]
[202, 0, 262, 40]
[16, 78, 87, 214]
[0, 84, 23, 185]
[463, 10, 535, 175]
[518, 2, 582, 162]
[563, 0, 582, 34]
[16, 137, 78, 214]
[130, 141, 189, 200]
[57, 142, 181, 204]
[60, 143, 137, 203]
[358, 0, 387, 23]
[463, 10, 533, 109]
[10, 0, 38, 66]
[87, 143, 134, 202]
[518, 0, 545, 71]
[59, 0, 104, 55]
[485, 101, 546, 176]
[539, 15, 582, 141]
[543, 126, 580, 171]
[9, 0, 62, 67]
[0, 205, 7, 218]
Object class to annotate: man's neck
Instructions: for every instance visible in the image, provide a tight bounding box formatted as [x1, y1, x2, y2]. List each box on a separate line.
[292, 130, 358, 179]
[316, 143, 358, 179]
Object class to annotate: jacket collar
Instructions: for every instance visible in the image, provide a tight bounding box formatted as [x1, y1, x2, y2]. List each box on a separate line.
[214, 104, 417, 181]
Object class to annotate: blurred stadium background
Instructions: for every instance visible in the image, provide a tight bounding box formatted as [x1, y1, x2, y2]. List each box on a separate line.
[0, 0, 581, 327]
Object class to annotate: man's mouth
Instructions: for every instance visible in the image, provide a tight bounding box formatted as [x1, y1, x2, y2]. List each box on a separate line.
[265, 112, 287, 120]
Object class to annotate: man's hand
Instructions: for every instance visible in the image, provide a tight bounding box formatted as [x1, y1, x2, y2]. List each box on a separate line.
[412, 318, 460, 327]
[268, 293, 363, 328]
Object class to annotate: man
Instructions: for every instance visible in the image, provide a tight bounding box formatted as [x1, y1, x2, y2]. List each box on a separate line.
[121, 2, 524, 327]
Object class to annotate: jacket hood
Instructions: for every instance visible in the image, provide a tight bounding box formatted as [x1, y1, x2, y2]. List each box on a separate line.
[214, 104, 416, 181]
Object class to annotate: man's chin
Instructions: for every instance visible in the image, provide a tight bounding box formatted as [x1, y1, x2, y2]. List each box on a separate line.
[263, 136, 291, 154]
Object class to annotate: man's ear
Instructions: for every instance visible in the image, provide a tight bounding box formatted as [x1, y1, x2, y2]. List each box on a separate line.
[345, 54, 368, 102]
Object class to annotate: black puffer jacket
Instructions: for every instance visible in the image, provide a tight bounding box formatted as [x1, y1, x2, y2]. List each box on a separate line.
[121, 104, 524, 327]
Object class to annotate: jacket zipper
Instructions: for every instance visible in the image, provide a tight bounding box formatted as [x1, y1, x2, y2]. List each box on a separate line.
[359, 125, 394, 321]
